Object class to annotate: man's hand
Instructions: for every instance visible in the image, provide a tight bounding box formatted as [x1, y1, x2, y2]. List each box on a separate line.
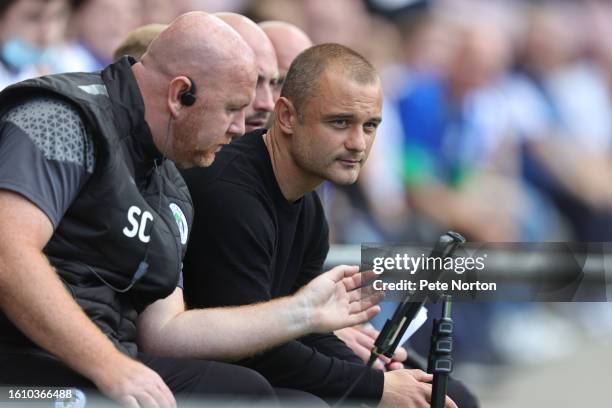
[381, 369, 458, 408]
[93, 353, 176, 408]
[296, 265, 383, 333]
[335, 325, 408, 371]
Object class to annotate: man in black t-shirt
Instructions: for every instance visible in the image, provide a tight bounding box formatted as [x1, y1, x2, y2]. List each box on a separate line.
[182, 43, 458, 408]
[261, 18, 415, 375]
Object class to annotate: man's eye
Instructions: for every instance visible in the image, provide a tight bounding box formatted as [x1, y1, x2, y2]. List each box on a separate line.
[331, 119, 349, 128]
[272, 78, 284, 87]
[364, 122, 379, 131]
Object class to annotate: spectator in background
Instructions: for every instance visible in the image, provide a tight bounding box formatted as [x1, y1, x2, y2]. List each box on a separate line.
[215, 12, 278, 133]
[0, 0, 70, 89]
[246, 0, 306, 33]
[508, 2, 612, 241]
[395, 18, 529, 242]
[302, 0, 370, 54]
[140, 0, 177, 25]
[61, 0, 141, 71]
[112, 23, 166, 62]
[390, 11, 565, 368]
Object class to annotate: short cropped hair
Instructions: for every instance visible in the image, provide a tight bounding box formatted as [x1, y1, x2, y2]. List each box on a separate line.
[113, 23, 167, 62]
[280, 43, 378, 116]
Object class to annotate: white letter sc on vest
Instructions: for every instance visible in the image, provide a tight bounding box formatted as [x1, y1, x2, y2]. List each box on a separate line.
[123, 205, 153, 243]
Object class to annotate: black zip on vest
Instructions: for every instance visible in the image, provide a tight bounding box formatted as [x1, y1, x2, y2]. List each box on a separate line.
[0, 57, 193, 356]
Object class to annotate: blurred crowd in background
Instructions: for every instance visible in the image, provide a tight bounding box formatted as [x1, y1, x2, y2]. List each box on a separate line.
[2, 0, 612, 403]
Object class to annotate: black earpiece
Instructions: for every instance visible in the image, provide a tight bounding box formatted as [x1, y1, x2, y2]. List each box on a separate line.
[180, 76, 197, 106]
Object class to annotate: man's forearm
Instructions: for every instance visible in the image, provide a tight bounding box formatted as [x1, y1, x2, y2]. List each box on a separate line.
[138, 289, 313, 361]
[0, 249, 126, 383]
[138, 265, 379, 361]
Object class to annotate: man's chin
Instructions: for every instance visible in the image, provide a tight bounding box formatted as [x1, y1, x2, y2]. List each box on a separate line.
[198, 154, 216, 168]
[163, 151, 216, 169]
[327, 170, 360, 186]
[186, 152, 216, 168]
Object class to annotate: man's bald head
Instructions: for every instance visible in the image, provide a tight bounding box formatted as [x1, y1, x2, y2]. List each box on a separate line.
[260, 21, 313, 98]
[133, 12, 258, 169]
[215, 12, 279, 132]
[143, 12, 255, 89]
[215, 13, 277, 73]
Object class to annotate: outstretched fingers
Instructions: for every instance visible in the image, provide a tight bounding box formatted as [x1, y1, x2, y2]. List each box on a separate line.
[348, 284, 382, 303]
[327, 265, 360, 283]
[343, 269, 377, 292]
[346, 304, 381, 326]
[349, 290, 384, 315]
[349, 290, 383, 326]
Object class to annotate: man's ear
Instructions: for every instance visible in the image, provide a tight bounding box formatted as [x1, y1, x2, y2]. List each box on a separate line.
[167, 76, 192, 119]
[275, 97, 298, 135]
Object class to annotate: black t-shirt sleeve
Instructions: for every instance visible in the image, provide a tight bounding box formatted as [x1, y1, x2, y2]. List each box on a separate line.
[0, 97, 95, 228]
[300, 332, 364, 364]
[183, 180, 276, 307]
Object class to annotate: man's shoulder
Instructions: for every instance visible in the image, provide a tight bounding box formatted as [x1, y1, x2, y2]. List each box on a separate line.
[1, 96, 95, 173]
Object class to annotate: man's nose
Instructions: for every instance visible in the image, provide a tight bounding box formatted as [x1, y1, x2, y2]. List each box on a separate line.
[253, 84, 275, 113]
[229, 111, 246, 139]
[345, 127, 367, 152]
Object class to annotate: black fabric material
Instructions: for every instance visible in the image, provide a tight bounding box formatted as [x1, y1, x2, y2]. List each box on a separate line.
[0, 57, 193, 357]
[181, 130, 384, 403]
[0, 351, 283, 405]
[182, 130, 329, 307]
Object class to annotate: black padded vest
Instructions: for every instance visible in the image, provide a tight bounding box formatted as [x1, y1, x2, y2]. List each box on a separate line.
[0, 57, 193, 356]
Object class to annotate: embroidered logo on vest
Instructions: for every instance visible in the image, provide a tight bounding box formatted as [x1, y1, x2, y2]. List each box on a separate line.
[169, 203, 188, 244]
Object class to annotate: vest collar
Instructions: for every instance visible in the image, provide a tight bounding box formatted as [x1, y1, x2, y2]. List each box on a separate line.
[101, 56, 163, 163]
